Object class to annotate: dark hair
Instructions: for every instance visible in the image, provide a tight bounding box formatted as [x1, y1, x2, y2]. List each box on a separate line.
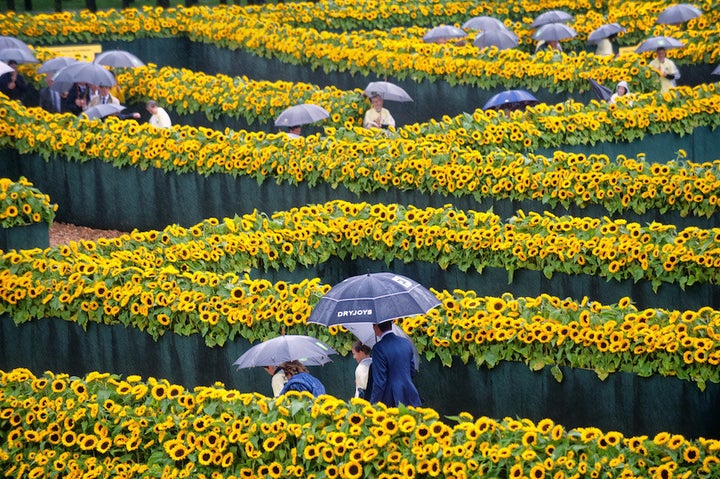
[352, 341, 372, 355]
[377, 320, 393, 333]
[279, 360, 308, 377]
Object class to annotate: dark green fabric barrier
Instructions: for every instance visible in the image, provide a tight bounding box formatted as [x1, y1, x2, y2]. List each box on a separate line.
[0, 222, 48, 251]
[2, 315, 718, 439]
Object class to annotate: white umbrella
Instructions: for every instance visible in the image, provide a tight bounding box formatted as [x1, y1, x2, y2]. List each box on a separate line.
[94, 49, 145, 68]
[232, 335, 337, 368]
[531, 10, 574, 28]
[587, 23, 626, 44]
[656, 4, 702, 25]
[423, 25, 467, 43]
[532, 23, 578, 42]
[0, 47, 38, 64]
[0, 61, 13, 76]
[0, 36, 33, 54]
[274, 103, 329, 127]
[635, 36, 684, 54]
[473, 29, 519, 50]
[38, 56, 79, 74]
[363, 81, 413, 102]
[462, 16, 506, 31]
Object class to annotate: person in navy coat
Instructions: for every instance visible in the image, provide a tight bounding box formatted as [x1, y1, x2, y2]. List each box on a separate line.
[369, 320, 422, 407]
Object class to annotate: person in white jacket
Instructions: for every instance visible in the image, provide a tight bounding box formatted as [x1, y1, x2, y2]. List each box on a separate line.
[146, 100, 172, 128]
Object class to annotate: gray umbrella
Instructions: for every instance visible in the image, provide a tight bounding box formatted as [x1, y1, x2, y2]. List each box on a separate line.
[81, 103, 126, 120]
[656, 4, 702, 25]
[713, 64, 720, 76]
[635, 36, 684, 54]
[364, 81, 413, 102]
[274, 103, 329, 127]
[232, 335, 337, 369]
[51, 61, 116, 91]
[307, 272, 441, 327]
[422, 25, 467, 43]
[0, 47, 38, 64]
[462, 16, 506, 31]
[38, 56, 79, 74]
[587, 23, 626, 44]
[0, 36, 33, 54]
[473, 28, 519, 50]
[531, 23, 578, 42]
[344, 322, 421, 371]
[531, 10, 574, 28]
[94, 49, 145, 68]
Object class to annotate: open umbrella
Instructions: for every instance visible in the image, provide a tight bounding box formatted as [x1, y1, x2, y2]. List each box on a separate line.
[0, 36, 33, 54]
[532, 23, 578, 42]
[462, 16, 506, 31]
[712, 65, 720, 76]
[51, 61, 116, 91]
[81, 103, 127, 120]
[587, 23, 626, 44]
[344, 322, 421, 371]
[635, 36, 684, 54]
[363, 81, 413, 102]
[233, 335, 337, 369]
[0, 61, 13, 76]
[422, 25, 467, 43]
[473, 29, 519, 50]
[307, 272, 441, 327]
[531, 10, 574, 28]
[588, 78, 613, 102]
[274, 103, 329, 127]
[94, 49, 145, 68]
[483, 89, 540, 111]
[0, 48, 38, 64]
[38, 56, 79, 74]
[656, 4, 702, 25]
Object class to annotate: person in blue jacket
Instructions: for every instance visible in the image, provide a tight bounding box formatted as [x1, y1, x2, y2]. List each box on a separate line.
[278, 360, 326, 397]
[369, 320, 422, 407]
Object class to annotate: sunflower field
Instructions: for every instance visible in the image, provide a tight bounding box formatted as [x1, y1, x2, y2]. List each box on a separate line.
[2, 0, 720, 478]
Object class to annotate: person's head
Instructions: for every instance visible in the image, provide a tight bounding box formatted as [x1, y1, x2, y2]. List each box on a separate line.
[548, 40, 560, 50]
[98, 84, 111, 96]
[146, 100, 159, 114]
[608, 34, 617, 42]
[656, 47, 666, 61]
[288, 125, 301, 136]
[373, 320, 394, 336]
[279, 360, 308, 378]
[44, 75, 54, 87]
[616, 81, 629, 96]
[352, 341, 372, 363]
[370, 94, 384, 111]
[7, 60, 17, 70]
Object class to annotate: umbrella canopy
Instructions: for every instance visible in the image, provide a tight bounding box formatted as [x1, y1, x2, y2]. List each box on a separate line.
[233, 335, 337, 369]
[51, 61, 117, 90]
[587, 23, 626, 44]
[0, 61, 13, 76]
[363, 81, 413, 102]
[532, 23, 578, 42]
[94, 49, 145, 68]
[0, 36, 33, 54]
[656, 4, 702, 25]
[473, 29, 519, 50]
[307, 272, 441, 327]
[483, 89, 540, 111]
[422, 25, 467, 43]
[635, 36, 684, 54]
[588, 78, 613, 102]
[531, 10, 574, 28]
[344, 322, 421, 371]
[274, 103, 329, 127]
[713, 64, 720, 76]
[462, 16, 506, 31]
[82, 103, 127, 120]
[0, 47, 38, 64]
[37, 56, 79, 74]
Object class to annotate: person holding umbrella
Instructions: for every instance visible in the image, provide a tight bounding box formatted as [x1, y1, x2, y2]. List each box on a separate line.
[649, 47, 680, 93]
[262, 365, 287, 397]
[363, 94, 396, 129]
[278, 360, 326, 397]
[0, 60, 28, 102]
[369, 320, 421, 407]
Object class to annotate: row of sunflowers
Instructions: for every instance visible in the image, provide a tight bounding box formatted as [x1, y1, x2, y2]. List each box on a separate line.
[2, 368, 719, 478]
[3, 3, 720, 92]
[2, 200, 719, 387]
[0, 177, 57, 228]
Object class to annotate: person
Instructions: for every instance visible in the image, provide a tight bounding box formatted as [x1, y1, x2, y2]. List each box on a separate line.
[595, 34, 616, 57]
[0, 60, 28, 102]
[535, 39, 563, 53]
[351, 341, 372, 399]
[87, 84, 120, 107]
[146, 100, 172, 128]
[87, 83, 100, 104]
[278, 360, 326, 397]
[38, 75, 64, 113]
[64, 82, 90, 115]
[286, 125, 302, 138]
[263, 365, 287, 398]
[649, 47, 680, 93]
[609, 80, 630, 105]
[363, 94, 395, 129]
[368, 320, 421, 407]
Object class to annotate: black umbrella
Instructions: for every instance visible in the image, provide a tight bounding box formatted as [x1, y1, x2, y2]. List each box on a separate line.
[588, 78, 613, 102]
[483, 89, 540, 111]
